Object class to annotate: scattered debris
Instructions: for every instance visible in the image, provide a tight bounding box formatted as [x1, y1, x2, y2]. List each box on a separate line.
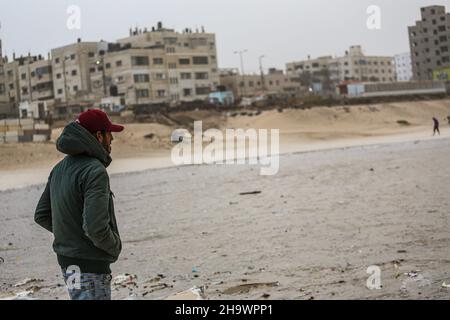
[239, 191, 262, 196]
[223, 282, 279, 295]
[0, 290, 36, 300]
[441, 282, 450, 288]
[144, 133, 155, 140]
[404, 271, 421, 278]
[146, 276, 162, 283]
[213, 271, 232, 276]
[164, 286, 205, 300]
[369, 168, 375, 172]
[0, 257, 4, 264]
[401, 271, 432, 291]
[229, 202, 238, 205]
[397, 120, 411, 126]
[261, 293, 270, 299]
[142, 283, 173, 296]
[113, 274, 138, 287]
[8, 243, 13, 246]
[14, 278, 43, 287]
[192, 267, 198, 273]
[397, 250, 407, 254]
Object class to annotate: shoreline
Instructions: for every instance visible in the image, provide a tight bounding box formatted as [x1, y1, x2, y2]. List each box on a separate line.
[1, 127, 448, 192]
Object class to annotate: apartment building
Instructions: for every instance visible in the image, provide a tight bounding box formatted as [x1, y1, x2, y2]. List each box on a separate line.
[51, 40, 109, 104]
[286, 56, 334, 78]
[18, 55, 54, 103]
[0, 40, 7, 105]
[394, 52, 413, 81]
[408, 5, 450, 80]
[286, 46, 395, 86]
[220, 68, 303, 98]
[115, 22, 220, 104]
[93, 45, 171, 105]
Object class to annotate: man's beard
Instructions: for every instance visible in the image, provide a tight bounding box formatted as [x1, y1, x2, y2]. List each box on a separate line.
[102, 140, 111, 154]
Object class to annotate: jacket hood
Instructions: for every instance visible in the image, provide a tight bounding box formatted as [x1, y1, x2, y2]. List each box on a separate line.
[56, 122, 112, 168]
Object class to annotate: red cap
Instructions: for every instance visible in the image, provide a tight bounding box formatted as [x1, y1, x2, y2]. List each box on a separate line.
[76, 109, 124, 133]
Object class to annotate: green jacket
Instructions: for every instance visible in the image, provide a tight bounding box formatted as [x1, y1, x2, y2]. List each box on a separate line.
[34, 122, 122, 264]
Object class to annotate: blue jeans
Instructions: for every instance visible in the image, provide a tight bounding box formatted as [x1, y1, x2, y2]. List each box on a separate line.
[61, 269, 112, 300]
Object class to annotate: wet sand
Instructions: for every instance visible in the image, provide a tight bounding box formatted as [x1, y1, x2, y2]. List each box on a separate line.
[1, 135, 450, 300]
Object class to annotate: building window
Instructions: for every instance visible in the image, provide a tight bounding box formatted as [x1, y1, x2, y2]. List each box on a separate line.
[22, 87, 28, 94]
[31, 71, 36, 77]
[193, 56, 209, 65]
[57, 89, 63, 95]
[195, 72, 209, 80]
[56, 73, 62, 79]
[181, 73, 191, 79]
[131, 56, 150, 66]
[166, 47, 176, 53]
[21, 73, 27, 80]
[179, 58, 190, 65]
[170, 78, 178, 84]
[168, 63, 177, 69]
[155, 73, 165, 80]
[70, 54, 76, 60]
[183, 88, 192, 96]
[157, 90, 166, 97]
[72, 70, 77, 76]
[136, 89, 150, 98]
[90, 68, 96, 73]
[134, 74, 150, 83]
[116, 60, 123, 67]
[73, 85, 78, 92]
[105, 63, 111, 69]
[55, 58, 60, 64]
[88, 52, 95, 58]
[249, 81, 254, 87]
[153, 58, 164, 65]
[195, 87, 210, 95]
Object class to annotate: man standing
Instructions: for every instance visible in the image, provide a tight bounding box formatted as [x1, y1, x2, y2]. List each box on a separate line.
[433, 117, 440, 136]
[34, 109, 124, 300]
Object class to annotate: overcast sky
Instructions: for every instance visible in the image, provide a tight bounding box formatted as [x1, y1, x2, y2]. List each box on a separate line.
[1, 0, 449, 73]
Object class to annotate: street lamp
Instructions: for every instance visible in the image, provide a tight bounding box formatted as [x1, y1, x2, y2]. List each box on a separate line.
[95, 58, 107, 96]
[62, 55, 71, 106]
[234, 49, 248, 98]
[259, 55, 266, 93]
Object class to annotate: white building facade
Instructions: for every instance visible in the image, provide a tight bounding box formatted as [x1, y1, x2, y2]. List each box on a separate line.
[394, 52, 413, 82]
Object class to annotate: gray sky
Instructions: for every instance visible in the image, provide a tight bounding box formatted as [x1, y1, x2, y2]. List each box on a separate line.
[1, 0, 449, 73]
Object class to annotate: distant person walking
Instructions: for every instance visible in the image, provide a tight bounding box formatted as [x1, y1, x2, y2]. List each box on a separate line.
[433, 117, 440, 136]
[34, 109, 124, 300]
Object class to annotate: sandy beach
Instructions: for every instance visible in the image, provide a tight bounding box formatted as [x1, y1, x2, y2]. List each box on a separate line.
[1, 100, 450, 300]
